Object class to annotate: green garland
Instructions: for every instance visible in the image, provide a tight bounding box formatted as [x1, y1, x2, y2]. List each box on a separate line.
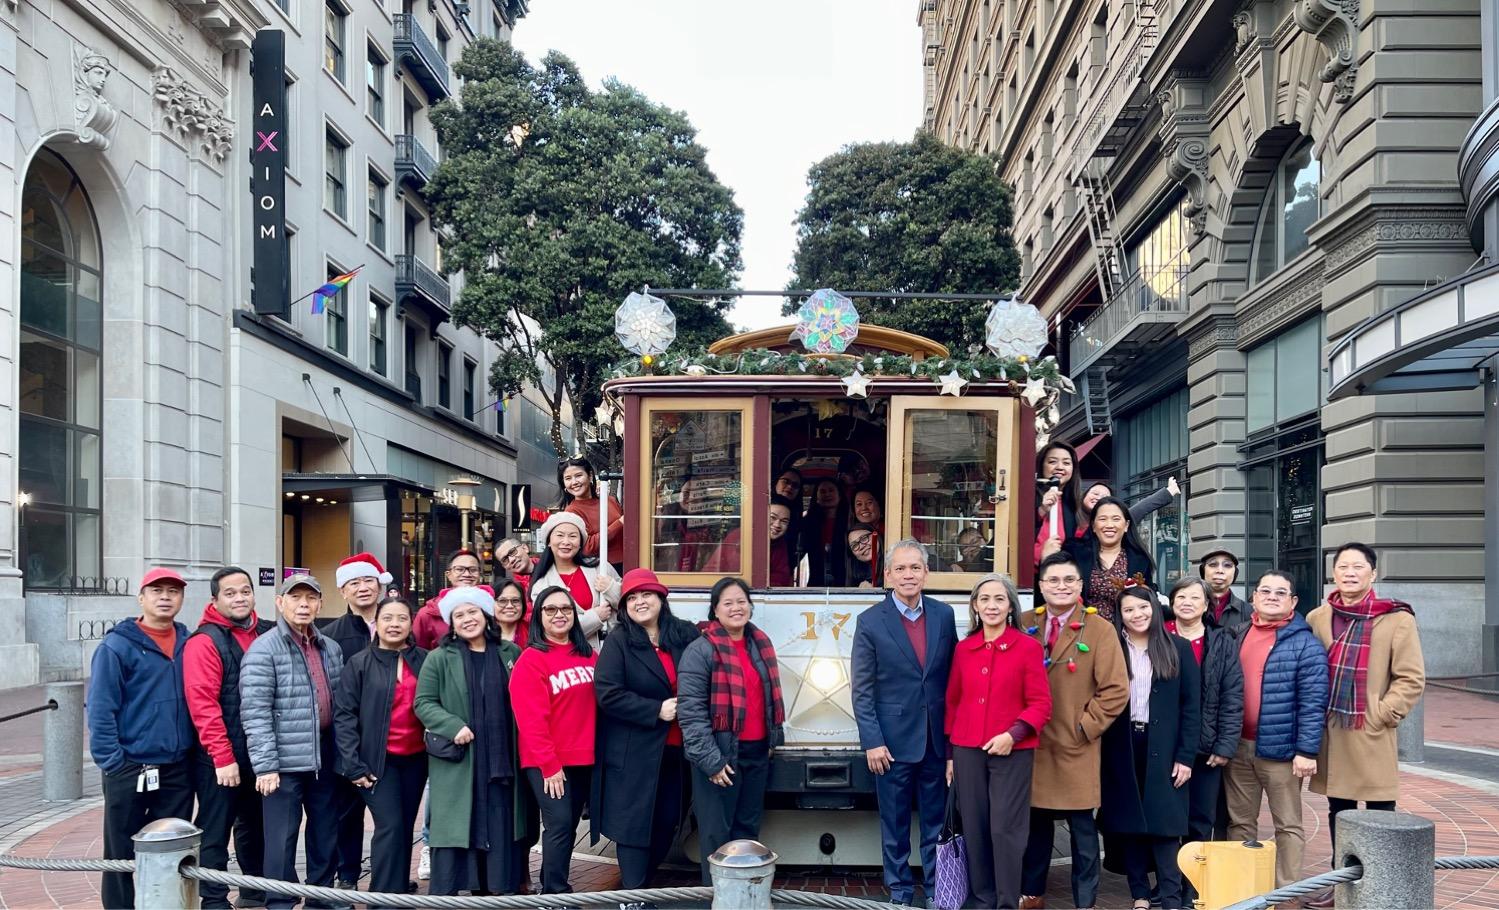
[609, 347, 1066, 387]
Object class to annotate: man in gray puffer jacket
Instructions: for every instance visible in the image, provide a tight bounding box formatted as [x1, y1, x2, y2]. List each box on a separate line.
[241, 574, 345, 910]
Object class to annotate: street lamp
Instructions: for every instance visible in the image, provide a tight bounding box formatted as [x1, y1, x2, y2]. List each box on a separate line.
[447, 475, 482, 551]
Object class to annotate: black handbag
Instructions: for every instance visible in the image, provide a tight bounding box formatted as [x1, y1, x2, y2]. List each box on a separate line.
[424, 729, 467, 762]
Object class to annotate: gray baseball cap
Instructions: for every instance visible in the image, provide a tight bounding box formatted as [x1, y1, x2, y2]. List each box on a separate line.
[279, 573, 322, 595]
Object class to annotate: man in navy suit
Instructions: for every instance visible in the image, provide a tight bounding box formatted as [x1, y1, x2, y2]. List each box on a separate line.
[851, 538, 957, 907]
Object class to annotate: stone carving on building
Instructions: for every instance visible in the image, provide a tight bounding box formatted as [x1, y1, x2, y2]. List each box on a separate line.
[72, 45, 118, 150]
[1293, 0, 1360, 103]
[1232, 11, 1255, 54]
[1323, 211, 1471, 271]
[152, 67, 234, 162]
[1158, 73, 1212, 239]
[1187, 318, 1241, 363]
[1237, 259, 1325, 347]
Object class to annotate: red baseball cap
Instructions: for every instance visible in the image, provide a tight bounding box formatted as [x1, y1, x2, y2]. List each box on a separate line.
[139, 567, 186, 591]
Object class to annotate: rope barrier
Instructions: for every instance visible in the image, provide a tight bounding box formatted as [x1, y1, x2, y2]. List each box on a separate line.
[0, 856, 134, 873]
[1222, 855, 1499, 910]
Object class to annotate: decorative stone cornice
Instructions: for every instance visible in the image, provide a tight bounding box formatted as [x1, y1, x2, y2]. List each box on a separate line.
[1158, 71, 1212, 239]
[1320, 208, 1471, 273]
[1187, 317, 1240, 364]
[1237, 258, 1325, 348]
[165, 0, 265, 50]
[1292, 0, 1360, 103]
[72, 45, 118, 151]
[152, 67, 234, 162]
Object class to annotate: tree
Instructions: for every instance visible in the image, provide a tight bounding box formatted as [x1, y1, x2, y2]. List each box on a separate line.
[426, 41, 743, 455]
[786, 131, 1020, 352]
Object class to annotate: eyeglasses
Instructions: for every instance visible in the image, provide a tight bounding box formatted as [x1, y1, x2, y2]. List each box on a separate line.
[849, 535, 873, 548]
[1041, 575, 1081, 586]
[1255, 587, 1294, 599]
[498, 548, 524, 563]
[540, 605, 574, 616]
[450, 566, 481, 576]
[496, 597, 524, 606]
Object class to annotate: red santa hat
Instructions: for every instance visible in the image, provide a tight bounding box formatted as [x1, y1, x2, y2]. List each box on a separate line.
[336, 552, 394, 589]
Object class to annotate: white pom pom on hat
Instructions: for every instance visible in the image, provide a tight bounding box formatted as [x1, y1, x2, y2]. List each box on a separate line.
[335, 552, 395, 588]
[439, 584, 496, 625]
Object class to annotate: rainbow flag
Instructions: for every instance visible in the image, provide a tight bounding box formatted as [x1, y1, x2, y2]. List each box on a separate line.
[310, 266, 362, 314]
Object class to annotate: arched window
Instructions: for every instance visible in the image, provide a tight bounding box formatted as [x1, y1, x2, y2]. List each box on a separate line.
[18, 149, 102, 588]
[1251, 139, 1321, 284]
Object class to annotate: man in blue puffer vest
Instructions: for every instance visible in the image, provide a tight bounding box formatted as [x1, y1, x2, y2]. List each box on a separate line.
[87, 567, 198, 910]
[1223, 568, 1330, 895]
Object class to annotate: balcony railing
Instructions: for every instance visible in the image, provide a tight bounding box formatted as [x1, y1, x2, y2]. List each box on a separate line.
[395, 254, 451, 325]
[1069, 252, 1189, 376]
[393, 14, 450, 101]
[395, 134, 437, 190]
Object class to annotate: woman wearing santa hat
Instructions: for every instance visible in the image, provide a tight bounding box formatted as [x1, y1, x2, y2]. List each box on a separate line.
[414, 585, 533, 896]
[529, 511, 620, 646]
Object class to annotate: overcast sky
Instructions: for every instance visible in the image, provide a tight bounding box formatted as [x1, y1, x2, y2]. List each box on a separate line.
[508, 0, 925, 332]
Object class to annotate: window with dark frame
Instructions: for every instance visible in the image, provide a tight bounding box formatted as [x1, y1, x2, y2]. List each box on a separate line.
[325, 128, 348, 219]
[404, 322, 422, 402]
[369, 296, 389, 376]
[367, 169, 387, 251]
[366, 44, 387, 126]
[324, 0, 347, 82]
[324, 262, 349, 355]
[463, 358, 476, 420]
[437, 341, 452, 409]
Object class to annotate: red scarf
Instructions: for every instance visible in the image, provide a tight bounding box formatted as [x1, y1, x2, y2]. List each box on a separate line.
[704, 621, 786, 735]
[1327, 589, 1412, 729]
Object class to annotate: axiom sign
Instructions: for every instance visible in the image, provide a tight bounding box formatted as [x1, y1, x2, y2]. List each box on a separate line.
[251, 30, 289, 317]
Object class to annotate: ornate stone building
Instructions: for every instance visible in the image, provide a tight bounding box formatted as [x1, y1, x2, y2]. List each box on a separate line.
[922, 0, 1488, 674]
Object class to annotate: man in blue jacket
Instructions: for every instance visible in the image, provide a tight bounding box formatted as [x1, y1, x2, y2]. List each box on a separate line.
[1224, 568, 1330, 890]
[851, 539, 956, 906]
[86, 566, 197, 910]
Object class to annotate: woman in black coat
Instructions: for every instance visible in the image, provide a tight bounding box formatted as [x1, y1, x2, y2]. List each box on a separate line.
[332, 594, 428, 904]
[1099, 586, 1201, 910]
[1051, 496, 1155, 622]
[1166, 577, 1245, 849]
[591, 568, 701, 888]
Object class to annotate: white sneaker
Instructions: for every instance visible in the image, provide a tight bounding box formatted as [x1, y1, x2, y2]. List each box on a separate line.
[417, 845, 431, 881]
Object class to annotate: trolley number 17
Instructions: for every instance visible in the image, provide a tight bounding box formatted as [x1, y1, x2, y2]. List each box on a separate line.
[800, 612, 852, 640]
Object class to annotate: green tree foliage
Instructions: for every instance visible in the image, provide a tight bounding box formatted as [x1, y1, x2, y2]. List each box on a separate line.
[786, 131, 1020, 351]
[427, 40, 743, 454]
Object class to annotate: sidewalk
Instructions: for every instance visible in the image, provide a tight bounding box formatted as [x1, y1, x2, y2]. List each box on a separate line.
[0, 686, 1496, 908]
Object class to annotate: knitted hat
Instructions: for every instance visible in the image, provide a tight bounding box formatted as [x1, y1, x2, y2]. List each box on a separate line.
[336, 552, 394, 589]
[620, 568, 667, 601]
[537, 511, 588, 547]
[439, 584, 496, 625]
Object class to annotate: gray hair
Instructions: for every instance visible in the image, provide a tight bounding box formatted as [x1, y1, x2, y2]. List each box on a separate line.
[884, 537, 929, 566]
[1169, 576, 1213, 608]
[968, 572, 1021, 625]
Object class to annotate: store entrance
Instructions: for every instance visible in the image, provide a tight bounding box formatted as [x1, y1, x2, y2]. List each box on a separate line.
[1243, 423, 1324, 608]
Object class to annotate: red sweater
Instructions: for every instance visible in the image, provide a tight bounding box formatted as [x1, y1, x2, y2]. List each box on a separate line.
[510, 644, 598, 777]
[565, 496, 624, 558]
[386, 665, 424, 756]
[944, 626, 1053, 751]
[183, 604, 269, 768]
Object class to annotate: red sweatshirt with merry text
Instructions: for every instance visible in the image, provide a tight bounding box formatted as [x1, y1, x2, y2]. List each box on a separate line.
[509, 644, 598, 777]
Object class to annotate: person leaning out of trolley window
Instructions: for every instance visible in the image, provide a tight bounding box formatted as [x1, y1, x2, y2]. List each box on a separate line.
[678, 577, 787, 883]
[1099, 585, 1201, 910]
[592, 568, 703, 888]
[1044, 495, 1156, 623]
[945, 573, 1052, 910]
[333, 593, 429, 903]
[530, 511, 620, 646]
[87, 567, 197, 910]
[1033, 478, 1178, 564]
[845, 522, 883, 588]
[767, 495, 800, 586]
[414, 585, 531, 896]
[1165, 577, 1244, 852]
[510, 585, 600, 895]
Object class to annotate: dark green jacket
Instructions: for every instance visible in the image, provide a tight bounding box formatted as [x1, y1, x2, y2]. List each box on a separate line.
[413, 637, 531, 849]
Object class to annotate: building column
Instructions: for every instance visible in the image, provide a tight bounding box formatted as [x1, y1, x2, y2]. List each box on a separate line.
[1183, 313, 1248, 571]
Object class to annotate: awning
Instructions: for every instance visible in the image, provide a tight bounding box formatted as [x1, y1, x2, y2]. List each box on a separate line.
[1075, 432, 1109, 461]
[1328, 261, 1499, 400]
[281, 473, 436, 502]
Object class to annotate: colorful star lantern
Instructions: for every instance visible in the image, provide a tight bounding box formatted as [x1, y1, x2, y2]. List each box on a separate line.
[984, 294, 1048, 360]
[791, 289, 860, 354]
[615, 290, 677, 356]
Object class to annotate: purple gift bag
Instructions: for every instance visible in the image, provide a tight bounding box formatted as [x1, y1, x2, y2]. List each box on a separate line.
[933, 786, 968, 910]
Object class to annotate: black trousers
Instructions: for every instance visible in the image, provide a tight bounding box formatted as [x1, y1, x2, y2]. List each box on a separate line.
[526, 765, 592, 894]
[953, 746, 1033, 909]
[616, 746, 686, 889]
[262, 732, 340, 910]
[336, 774, 367, 883]
[1021, 807, 1100, 908]
[193, 753, 267, 909]
[100, 759, 196, 910]
[1187, 754, 1224, 842]
[362, 752, 428, 902]
[1125, 835, 1184, 908]
[690, 738, 771, 884]
[1327, 797, 1396, 863]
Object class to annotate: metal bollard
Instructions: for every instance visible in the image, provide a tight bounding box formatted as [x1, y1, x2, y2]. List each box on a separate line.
[1396, 696, 1425, 763]
[43, 681, 84, 801]
[132, 817, 202, 910]
[1333, 810, 1434, 910]
[708, 839, 778, 910]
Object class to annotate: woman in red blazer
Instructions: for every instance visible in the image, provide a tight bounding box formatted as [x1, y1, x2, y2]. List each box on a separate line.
[945, 573, 1053, 910]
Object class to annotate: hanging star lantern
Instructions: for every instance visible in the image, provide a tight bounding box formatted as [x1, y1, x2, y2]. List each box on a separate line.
[615, 290, 677, 356]
[1021, 377, 1049, 407]
[791, 289, 860, 354]
[938, 369, 969, 396]
[841, 369, 872, 398]
[984, 294, 1049, 360]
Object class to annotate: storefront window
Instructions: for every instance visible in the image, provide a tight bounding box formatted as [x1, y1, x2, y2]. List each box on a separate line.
[1243, 424, 1323, 608]
[648, 410, 745, 574]
[897, 408, 1000, 573]
[1116, 387, 1189, 584]
[1246, 317, 1324, 435]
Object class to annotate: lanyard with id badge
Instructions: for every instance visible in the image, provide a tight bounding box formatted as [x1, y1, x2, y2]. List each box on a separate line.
[136, 765, 159, 792]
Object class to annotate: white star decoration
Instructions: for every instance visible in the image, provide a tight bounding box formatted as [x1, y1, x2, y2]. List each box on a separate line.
[841, 370, 872, 398]
[938, 369, 968, 396]
[1021, 377, 1048, 407]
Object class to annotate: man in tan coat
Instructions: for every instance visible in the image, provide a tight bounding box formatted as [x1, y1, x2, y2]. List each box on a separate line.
[1305, 541, 1425, 906]
[1018, 551, 1128, 910]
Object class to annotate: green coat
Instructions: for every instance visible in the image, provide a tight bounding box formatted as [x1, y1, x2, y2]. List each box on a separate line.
[414, 638, 532, 849]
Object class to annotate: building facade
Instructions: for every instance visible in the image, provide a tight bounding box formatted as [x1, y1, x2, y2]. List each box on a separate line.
[922, 0, 1489, 674]
[0, 0, 543, 687]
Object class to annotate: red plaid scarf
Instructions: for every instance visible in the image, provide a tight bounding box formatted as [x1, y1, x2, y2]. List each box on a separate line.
[705, 621, 786, 734]
[1327, 589, 1412, 729]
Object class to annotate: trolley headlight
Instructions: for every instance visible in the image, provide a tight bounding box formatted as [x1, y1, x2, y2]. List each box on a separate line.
[807, 657, 845, 694]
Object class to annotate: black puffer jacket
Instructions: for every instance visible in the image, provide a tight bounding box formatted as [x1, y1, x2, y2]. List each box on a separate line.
[333, 644, 427, 780]
[1195, 625, 1245, 759]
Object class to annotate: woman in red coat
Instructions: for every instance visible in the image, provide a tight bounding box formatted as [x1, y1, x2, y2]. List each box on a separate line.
[945, 573, 1052, 910]
[559, 457, 624, 571]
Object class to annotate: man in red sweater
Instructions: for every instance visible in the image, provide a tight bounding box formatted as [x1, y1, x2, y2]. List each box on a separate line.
[412, 548, 484, 650]
[182, 567, 275, 910]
